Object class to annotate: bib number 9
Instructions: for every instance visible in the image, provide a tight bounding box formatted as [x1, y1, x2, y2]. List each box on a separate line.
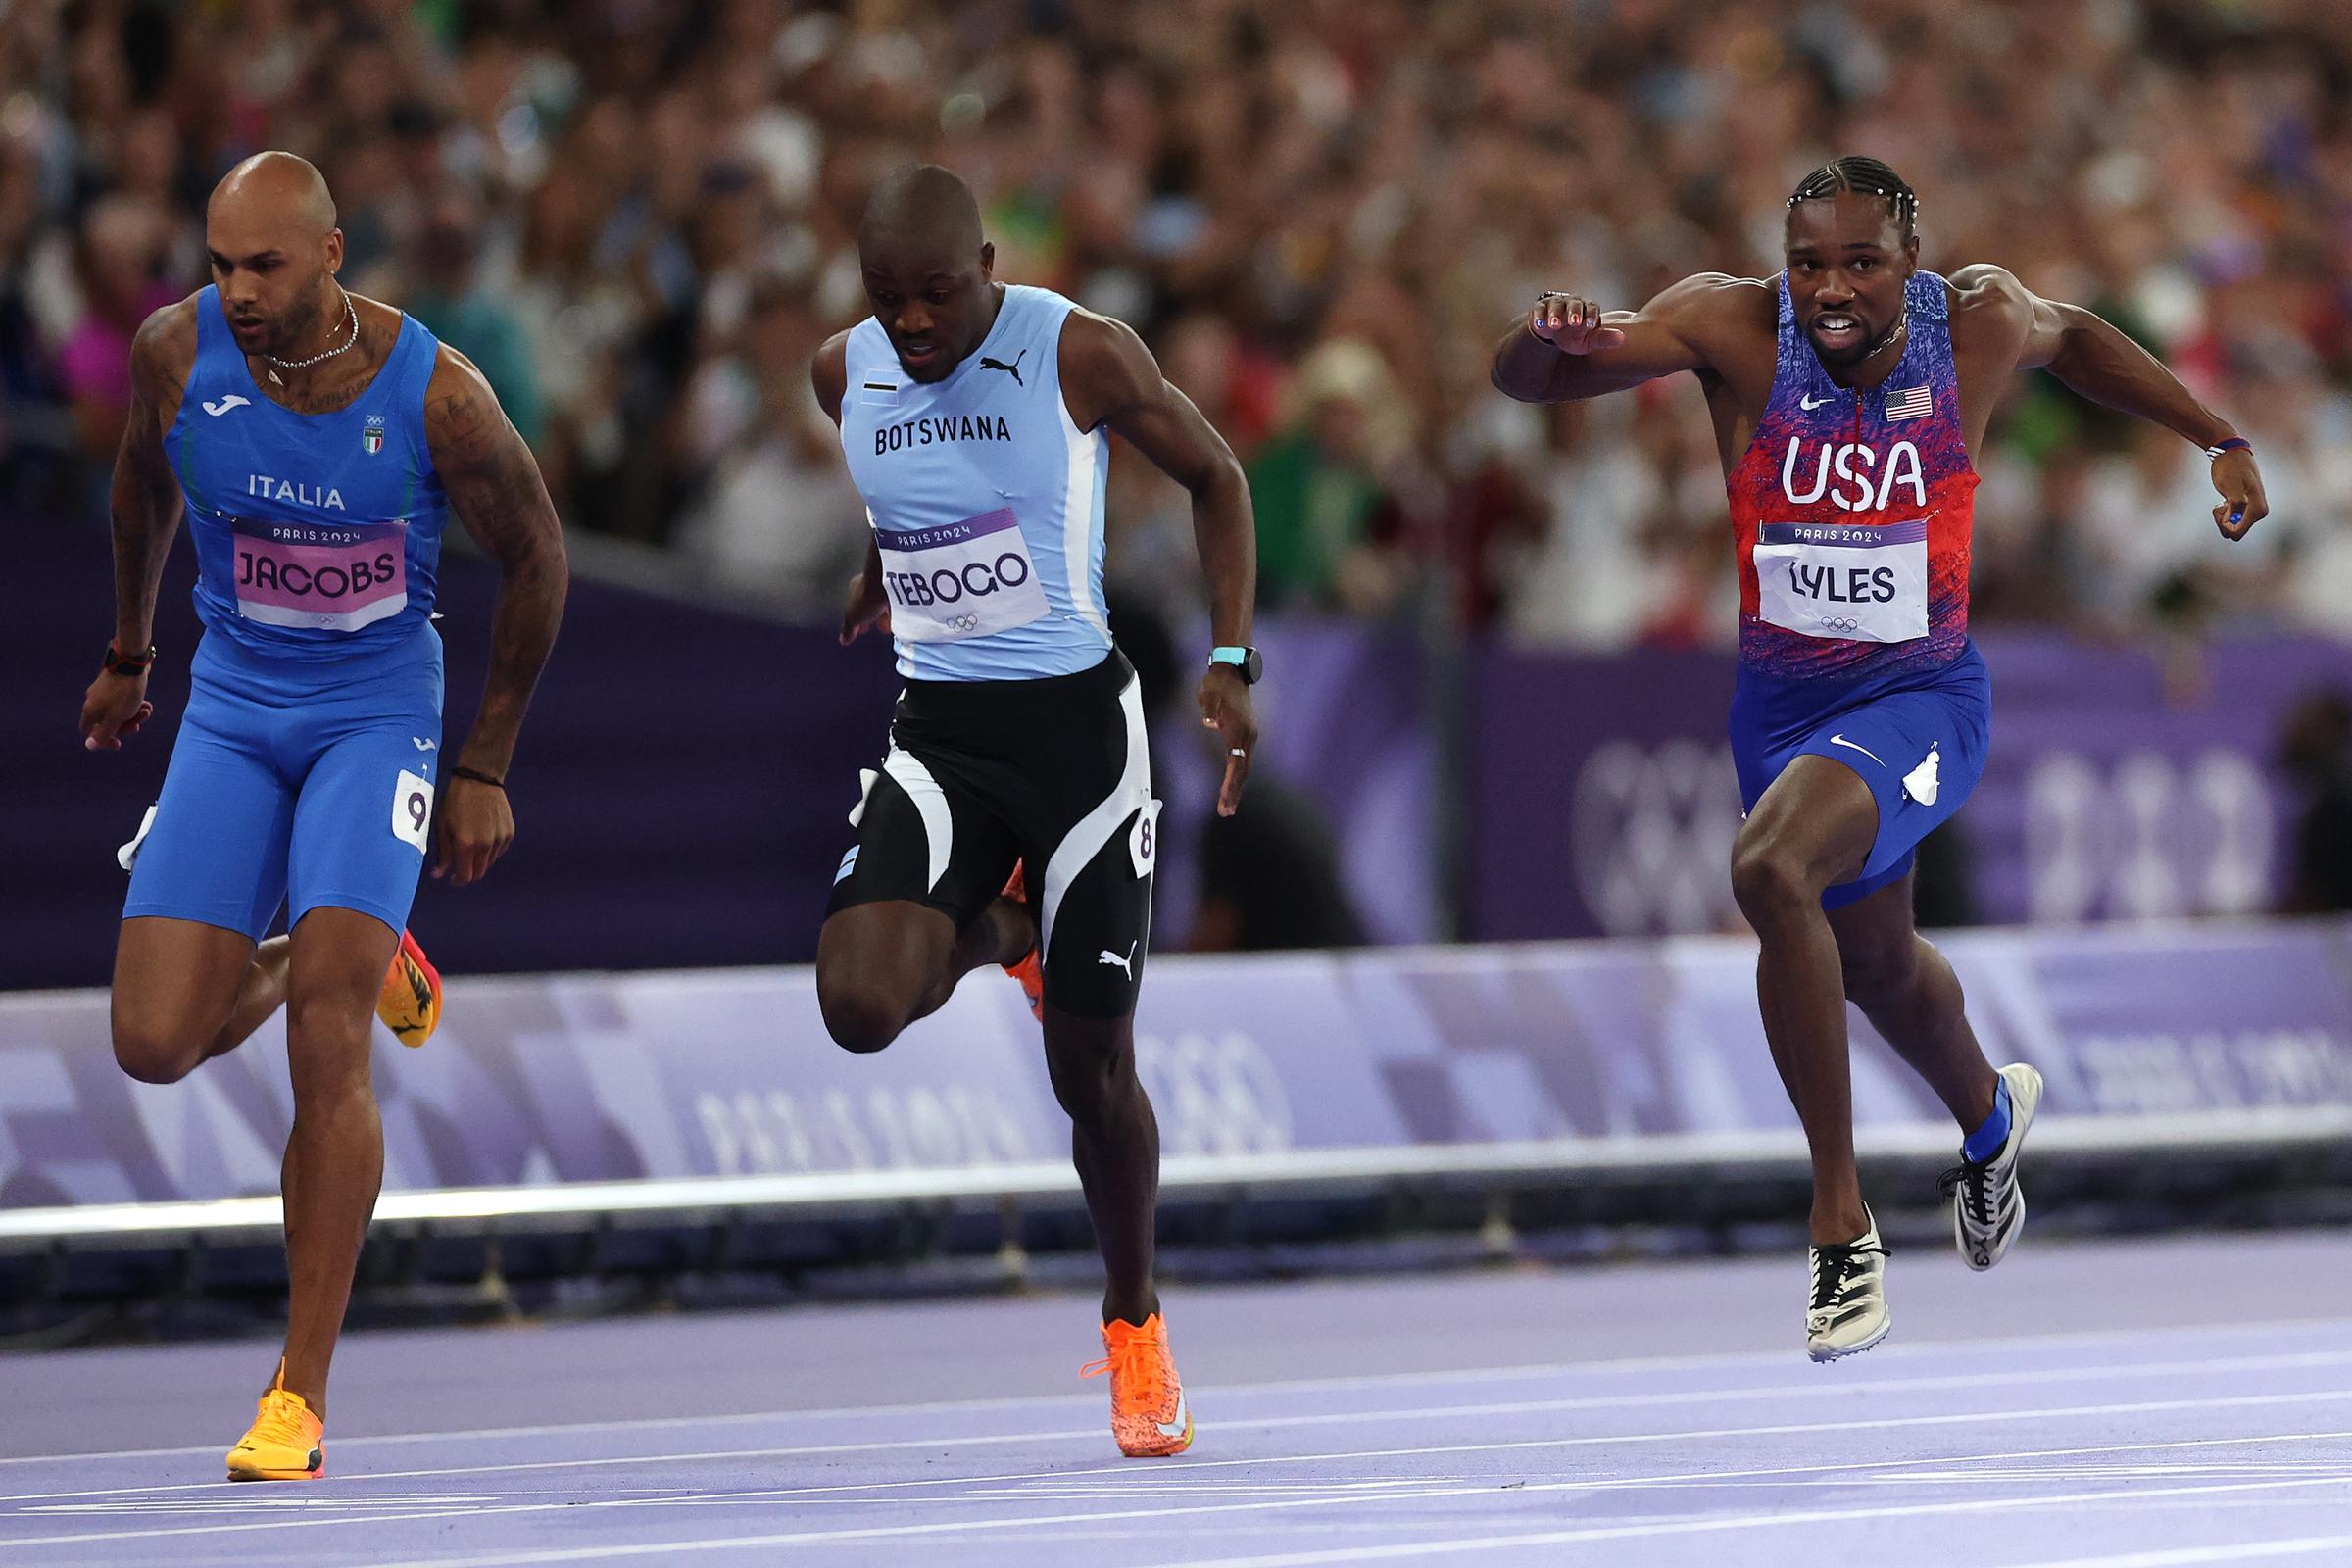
[393, 768, 434, 852]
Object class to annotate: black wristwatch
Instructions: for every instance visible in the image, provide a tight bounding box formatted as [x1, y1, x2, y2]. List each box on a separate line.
[103, 642, 156, 677]
[1208, 645, 1262, 685]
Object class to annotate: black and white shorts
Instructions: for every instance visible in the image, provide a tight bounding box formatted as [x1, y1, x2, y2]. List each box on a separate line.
[826, 652, 1159, 1018]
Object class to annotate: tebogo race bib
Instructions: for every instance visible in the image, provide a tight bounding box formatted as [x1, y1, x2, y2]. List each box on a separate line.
[876, 507, 1051, 643]
[1752, 518, 1929, 645]
[228, 514, 409, 632]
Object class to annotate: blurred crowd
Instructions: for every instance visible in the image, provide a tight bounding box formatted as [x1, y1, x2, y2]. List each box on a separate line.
[7, 0, 2352, 645]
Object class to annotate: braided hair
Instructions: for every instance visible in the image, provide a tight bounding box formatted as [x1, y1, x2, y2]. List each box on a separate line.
[1786, 157, 1919, 241]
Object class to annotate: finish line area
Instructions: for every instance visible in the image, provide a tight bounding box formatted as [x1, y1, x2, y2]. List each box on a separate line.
[6, 1233, 2351, 1568]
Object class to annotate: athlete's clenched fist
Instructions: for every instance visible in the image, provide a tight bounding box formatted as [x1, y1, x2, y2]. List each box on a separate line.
[1528, 292, 1628, 355]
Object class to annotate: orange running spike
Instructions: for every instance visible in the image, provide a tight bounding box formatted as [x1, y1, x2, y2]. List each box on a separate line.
[1083, 1313, 1194, 1457]
[377, 928, 442, 1048]
[999, 862, 1045, 1023]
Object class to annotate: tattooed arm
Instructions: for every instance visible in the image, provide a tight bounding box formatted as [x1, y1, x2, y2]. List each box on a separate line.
[81, 301, 195, 752]
[424, 346, 569, 885]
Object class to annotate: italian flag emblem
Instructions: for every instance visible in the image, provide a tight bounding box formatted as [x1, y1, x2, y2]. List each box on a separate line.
[363, 418, 385, 455]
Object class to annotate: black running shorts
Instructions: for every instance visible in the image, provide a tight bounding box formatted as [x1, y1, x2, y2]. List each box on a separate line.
[826, 652, 1158, 1018]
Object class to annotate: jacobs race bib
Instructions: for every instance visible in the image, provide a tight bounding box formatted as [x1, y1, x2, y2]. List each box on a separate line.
[229, 514, 409, 633]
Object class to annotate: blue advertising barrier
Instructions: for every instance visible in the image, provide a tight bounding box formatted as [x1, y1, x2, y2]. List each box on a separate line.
[4, 920, 2347, 1243]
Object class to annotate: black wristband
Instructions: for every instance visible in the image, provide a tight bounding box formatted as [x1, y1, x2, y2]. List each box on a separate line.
[449, 765, 507, 790]
[103, 642, 155, 677]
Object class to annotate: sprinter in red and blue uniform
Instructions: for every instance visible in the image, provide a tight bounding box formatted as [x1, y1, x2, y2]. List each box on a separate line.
[1493, 156, 2269, 1362]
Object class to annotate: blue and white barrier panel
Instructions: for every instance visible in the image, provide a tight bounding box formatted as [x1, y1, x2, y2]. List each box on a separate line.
[3, 920, 2348, 1241]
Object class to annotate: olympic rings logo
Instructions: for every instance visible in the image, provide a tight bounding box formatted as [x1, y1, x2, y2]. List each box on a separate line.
[949, 613, 980, 633]
[1818, 615, 1862, 633]
[1567, 739, 1745, 936]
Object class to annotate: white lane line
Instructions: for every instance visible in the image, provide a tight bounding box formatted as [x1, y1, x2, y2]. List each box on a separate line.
[339, 1473, 2352, 1566]
[7, 1396, 2352, 1552]
[1135, 1482, 2352, 1568]
[9, 1346, 2352, 1506]
[613, 1427, 2352, 1511]
[10, 1314, 2347, 1469]
[1999, 1539, 2352, 1568]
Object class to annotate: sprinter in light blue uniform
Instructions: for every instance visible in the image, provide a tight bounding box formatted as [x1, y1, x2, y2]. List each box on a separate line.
[811, 165, 1261, 1459]
[80, 152, 567, 1478]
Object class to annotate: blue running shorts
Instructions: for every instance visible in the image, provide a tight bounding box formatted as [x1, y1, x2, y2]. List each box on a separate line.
[123, 623, 445, 941]
[1729, 639, 1990, 909]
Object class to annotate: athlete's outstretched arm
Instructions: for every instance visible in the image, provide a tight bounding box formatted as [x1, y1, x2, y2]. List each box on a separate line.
[81, 303, 195, 752]
[1954, 264, 2266, 540]
[1490, 273, 1737, 403]
[1061, 311, 1257, 815]
[425, 347, 570, 886]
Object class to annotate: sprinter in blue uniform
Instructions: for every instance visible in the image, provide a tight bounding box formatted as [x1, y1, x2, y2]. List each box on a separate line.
[813, 165, 1260, 1458]
[78, 153, 567, 1479]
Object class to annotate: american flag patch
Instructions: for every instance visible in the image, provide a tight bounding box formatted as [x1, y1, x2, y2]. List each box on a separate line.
[1886, 384, 1933, 422]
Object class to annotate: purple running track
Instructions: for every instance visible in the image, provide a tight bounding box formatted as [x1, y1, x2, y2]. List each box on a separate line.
[3, 1231, 2351, 1567]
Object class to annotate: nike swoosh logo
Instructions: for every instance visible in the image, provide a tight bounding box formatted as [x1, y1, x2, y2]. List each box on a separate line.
[1157, 1392, 1190, 1440]
[1799, 393, 1833, 411]
[1829, 734, 1886, 767]
[202, 395, 251, 416]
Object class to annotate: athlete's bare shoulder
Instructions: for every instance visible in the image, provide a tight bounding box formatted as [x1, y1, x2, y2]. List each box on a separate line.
[1055, 307, 1155, 412]
[129, 294, 201, 408]
[811, 329, 853, 425]
[1654, 271, 1776, 323]
[1640, 272, 1778, 373]
[1943, 264, 2040, 352]
[423, 342, 533, 485]
[1650, 272, 1778, 382]
[424, 341, 500, 434]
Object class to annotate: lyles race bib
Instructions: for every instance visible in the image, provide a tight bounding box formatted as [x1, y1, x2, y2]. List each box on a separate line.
[1752, 518, 1928, 644]
[876, 507, 1051, 642]
[227, 512, 409, 632]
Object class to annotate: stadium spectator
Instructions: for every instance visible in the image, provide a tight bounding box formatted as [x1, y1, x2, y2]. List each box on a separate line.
[5, 0, 2347, 648]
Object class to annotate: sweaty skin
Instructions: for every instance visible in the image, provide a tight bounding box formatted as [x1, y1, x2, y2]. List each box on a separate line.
[810, 170, 1257, 1334]
[80, 151, 567, 1420]
[1491, 188, 2267, 1250]
[1492, 194, 2266, 534]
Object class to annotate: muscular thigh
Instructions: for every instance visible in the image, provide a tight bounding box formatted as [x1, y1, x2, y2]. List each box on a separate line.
[113, 916, 258, 1049]
[286, 672, 441, 936]
[826, 746, 1022, 932]
[1826, 866, 1920, 982]
[1022, 675, 1155, 1020]
[1738, 754, 1882, 889]
[123, 681, 294, 941]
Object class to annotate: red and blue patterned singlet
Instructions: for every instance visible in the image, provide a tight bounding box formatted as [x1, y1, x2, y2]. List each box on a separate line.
[1727, 270, 1976, 684]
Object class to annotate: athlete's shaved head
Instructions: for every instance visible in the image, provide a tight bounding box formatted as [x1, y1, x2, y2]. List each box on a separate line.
[212, 151, 339, 239]
[859, 164, 983, 262]
[206, 150, 347, 363]
[858, 165, 999, 382]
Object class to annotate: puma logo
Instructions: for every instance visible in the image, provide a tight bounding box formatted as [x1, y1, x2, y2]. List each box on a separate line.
[1098, 941, 1137, 980]
[979, 350, 1026, 386]
[202, 394, 251, 416]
